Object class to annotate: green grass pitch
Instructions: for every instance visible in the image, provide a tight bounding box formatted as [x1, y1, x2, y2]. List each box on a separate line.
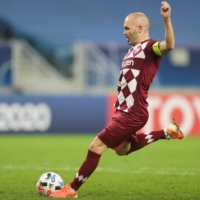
[0, 134, 200, 200]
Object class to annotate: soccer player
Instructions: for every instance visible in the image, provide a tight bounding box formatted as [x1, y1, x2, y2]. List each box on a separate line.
[50, 1, 183, 198]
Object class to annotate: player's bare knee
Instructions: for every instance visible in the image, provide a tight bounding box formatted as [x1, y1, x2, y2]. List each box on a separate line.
[89, 141, 98, 152]
[89, 136, 108, 154]
[115, 150, 127, 156]
[116, 142, 130, 156]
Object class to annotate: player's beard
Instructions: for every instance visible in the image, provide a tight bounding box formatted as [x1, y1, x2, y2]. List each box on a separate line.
[130, 30, 139, 46]
[127, 29, 139, 46]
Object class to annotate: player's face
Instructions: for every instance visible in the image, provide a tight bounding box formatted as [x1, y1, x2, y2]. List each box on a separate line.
[124, 17, 139, 46]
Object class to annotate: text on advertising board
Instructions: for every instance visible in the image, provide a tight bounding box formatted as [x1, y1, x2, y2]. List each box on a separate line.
[0, 103, 51, 132]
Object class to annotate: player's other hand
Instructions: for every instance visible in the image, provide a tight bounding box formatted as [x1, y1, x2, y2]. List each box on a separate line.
[161, 1, 171, 19]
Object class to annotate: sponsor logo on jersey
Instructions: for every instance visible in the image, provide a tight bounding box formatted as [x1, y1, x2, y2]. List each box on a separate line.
[122, 59, 134, 68]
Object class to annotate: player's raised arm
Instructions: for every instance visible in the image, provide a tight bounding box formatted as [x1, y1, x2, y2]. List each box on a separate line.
[159, 1, 175, 55]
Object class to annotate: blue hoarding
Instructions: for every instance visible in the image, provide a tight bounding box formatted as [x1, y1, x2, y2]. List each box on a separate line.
[0, 94, 107, 133]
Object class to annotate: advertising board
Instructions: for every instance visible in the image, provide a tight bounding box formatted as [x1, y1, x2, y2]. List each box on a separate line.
[0, 95, 106, 133]
[107, 92, 200, 136]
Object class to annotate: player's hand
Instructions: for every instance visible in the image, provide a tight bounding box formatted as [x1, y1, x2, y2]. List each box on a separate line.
[160, 1, 171, 19]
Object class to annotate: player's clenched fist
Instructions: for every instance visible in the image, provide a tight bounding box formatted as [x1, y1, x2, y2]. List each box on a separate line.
[161, 1, 171, 19]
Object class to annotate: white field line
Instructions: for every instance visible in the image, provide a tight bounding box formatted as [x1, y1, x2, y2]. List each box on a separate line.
[0, 165, 199, 176]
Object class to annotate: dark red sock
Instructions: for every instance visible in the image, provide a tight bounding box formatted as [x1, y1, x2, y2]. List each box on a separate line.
[70, 149, 101, 191]
[126, 130, 166, 155]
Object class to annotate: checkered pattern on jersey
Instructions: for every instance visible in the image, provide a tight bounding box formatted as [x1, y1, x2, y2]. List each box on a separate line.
[115, 41, 149, 113]
[115, 68, 140, 112]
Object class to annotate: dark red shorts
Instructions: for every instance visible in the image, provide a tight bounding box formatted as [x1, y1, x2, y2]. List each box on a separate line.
[98, 110, 148, 151]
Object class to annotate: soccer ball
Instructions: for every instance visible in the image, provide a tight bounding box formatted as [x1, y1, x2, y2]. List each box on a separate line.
[36, 172, 64, 196]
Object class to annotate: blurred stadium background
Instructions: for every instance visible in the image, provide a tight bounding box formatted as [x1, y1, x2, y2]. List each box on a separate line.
[0, 0, 199, 135]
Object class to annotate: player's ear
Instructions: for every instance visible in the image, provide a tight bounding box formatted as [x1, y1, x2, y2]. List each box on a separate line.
[138, 25, 142, 34]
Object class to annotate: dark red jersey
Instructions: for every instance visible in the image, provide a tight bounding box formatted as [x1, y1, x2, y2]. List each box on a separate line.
[114, 39, 162, 117]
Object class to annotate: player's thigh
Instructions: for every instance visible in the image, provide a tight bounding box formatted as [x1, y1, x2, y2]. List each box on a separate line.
[98, 119, 133, 151]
